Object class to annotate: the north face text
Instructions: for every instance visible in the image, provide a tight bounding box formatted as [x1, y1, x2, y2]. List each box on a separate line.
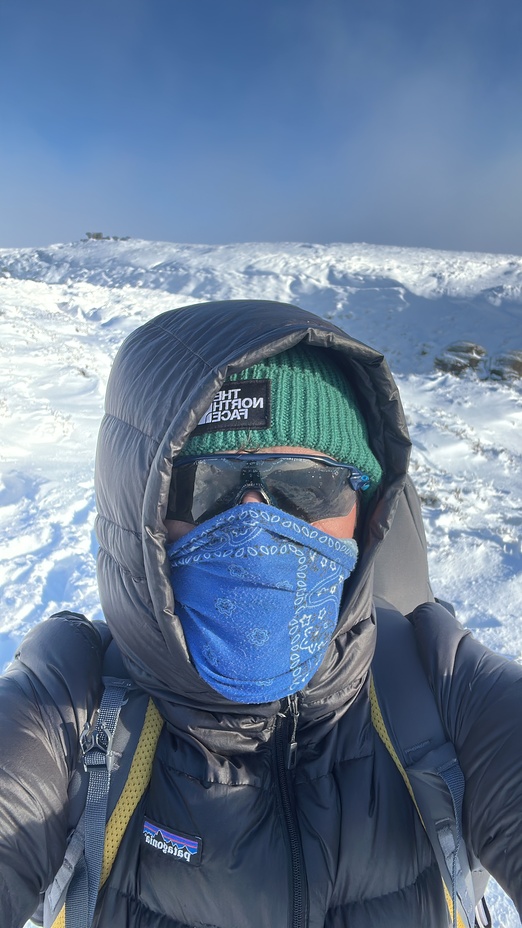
[194, 379, 271, 433]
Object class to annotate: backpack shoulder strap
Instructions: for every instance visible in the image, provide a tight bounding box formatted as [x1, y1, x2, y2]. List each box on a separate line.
[100, 696, 163, 888]
[44, 652, 163, 928]
[371, 597, 488, 928]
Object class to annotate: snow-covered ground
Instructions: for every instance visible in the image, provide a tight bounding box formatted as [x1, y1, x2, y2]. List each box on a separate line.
[1, 239, 521, 926]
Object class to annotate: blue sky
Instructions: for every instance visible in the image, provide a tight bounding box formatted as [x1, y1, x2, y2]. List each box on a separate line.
[1, 0, 522, 253]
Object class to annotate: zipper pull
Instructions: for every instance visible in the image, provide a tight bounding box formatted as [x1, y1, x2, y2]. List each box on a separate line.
[286, 694, 299, 770]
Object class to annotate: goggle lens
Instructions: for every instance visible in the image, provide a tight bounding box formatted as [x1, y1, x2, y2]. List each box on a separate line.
[167, 454, 370, 525]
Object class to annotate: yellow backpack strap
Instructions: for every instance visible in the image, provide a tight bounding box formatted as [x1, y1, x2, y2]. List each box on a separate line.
[50, 697, 163, 928]
[100, 698, 163, 887]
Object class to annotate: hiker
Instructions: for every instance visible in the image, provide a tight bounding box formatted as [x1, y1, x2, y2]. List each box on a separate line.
[0, 298, 521, 928]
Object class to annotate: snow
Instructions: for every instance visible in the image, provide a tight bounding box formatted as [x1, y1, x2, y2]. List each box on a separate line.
[0, 238, 521, 925]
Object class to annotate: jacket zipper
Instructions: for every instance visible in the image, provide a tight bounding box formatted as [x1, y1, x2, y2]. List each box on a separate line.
[274, 694, 308, 928]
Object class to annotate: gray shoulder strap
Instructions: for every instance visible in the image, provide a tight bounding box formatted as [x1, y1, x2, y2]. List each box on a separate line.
[371, 597, 489, 928]
[44, 676, 133, 928]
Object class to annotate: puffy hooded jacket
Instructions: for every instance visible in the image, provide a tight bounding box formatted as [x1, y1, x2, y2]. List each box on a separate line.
[0, 300, 521, 928]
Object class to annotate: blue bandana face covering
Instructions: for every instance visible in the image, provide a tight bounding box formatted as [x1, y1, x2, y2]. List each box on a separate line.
[167, 503, 358, 704]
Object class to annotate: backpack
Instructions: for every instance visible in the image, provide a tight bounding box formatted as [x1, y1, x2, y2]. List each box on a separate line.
[40, 478, 491, 928]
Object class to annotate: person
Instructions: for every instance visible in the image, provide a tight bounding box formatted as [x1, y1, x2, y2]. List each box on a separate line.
[0, 298, 521, 928]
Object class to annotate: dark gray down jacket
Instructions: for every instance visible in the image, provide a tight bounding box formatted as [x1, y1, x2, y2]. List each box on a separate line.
[0, 300, 521, 928]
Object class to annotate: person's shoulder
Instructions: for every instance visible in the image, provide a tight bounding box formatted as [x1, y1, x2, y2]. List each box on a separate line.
[408, 599, 467, 656]
[12, 612, 109, 721]
[374, 596, 467, 671]
[409, 599, 521, 684]
[16, 609, 107, 668]
[408, 600, 522, 742]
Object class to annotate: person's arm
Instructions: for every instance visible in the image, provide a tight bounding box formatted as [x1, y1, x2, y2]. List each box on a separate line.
[411, 602, 522, 912]
[0, 615, 105, 928]
[0, 667, 71, 926]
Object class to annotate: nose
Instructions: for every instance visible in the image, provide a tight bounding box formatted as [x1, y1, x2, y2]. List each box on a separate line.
[240, 489, 266, 504]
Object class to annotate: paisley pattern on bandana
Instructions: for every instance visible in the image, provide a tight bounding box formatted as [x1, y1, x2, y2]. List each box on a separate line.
[167, 503, 358, 704]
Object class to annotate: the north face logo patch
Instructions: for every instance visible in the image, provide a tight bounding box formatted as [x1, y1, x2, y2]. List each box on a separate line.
[194, 379, 271, 433]
[142, 818, 202, 865]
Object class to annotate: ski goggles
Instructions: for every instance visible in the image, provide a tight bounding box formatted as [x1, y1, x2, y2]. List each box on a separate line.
[167, 453, 370, 526]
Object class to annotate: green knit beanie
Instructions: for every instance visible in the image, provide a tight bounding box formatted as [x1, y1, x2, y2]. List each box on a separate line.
[182, 344, 383, 493]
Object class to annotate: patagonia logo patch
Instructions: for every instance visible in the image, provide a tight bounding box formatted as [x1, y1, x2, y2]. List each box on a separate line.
[194, 379, 271, 433]
[142, 818, 202, 865]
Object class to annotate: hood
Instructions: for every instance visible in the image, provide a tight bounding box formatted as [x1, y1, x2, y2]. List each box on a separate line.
[95, 300, 411, 720]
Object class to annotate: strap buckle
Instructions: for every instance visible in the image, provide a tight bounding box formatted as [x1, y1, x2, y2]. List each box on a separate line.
[80, 721, 115, 771]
